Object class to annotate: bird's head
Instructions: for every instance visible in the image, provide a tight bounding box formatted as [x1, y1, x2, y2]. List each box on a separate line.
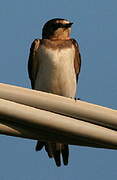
[42, 18, 73, 40]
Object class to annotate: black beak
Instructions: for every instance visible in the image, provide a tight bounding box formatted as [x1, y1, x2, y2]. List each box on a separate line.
[63, 22, 73, 28]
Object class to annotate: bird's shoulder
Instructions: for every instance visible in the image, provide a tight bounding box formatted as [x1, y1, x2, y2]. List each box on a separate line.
[30, 39, 41, 52]
[28, 39, 41, 88]
[29, 38, 79, 51]
[71, 38, 81, 80]
[70, 38, 80, 51]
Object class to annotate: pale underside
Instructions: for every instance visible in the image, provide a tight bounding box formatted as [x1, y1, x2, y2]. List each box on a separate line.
[34, 45, 76, 98]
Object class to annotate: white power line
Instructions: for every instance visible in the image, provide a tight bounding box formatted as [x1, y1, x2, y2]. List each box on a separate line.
[0, 83, 117, 149]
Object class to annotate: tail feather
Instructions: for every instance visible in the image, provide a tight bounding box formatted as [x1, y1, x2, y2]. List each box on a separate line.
[53, 143, 61, 167]
[46, 143, 61, 166]
[61, 144, 69, 165]
[35, 141, 45, 151]
[35, 141, 69, 167]
[53, 150, 61, 167]
[45, 143, 61, 166]
[45, 143, 53, 158]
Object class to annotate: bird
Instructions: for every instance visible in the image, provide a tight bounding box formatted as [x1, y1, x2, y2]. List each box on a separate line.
[28, 18, 81, 167]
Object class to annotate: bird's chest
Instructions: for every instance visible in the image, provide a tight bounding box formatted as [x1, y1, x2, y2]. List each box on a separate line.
[35, 45, 76, 96]
[38, 45, 75, 70]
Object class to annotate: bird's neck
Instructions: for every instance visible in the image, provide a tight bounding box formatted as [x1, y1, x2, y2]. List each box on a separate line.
[49, 29, 71, 40]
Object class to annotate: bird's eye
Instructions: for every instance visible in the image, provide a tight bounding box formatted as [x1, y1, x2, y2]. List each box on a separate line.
[52, 23, 62, 30]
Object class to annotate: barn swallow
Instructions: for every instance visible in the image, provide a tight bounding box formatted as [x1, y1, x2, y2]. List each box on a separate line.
[28, 18, 81, 167]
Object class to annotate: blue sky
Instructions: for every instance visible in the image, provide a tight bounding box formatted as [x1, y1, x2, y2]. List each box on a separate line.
[0, 0, 117, 179]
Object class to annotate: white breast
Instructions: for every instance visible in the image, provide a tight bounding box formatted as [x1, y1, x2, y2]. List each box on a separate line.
[34, 45, 76, 98]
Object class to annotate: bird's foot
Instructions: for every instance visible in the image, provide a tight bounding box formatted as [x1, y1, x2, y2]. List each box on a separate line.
[74, 97, 81, 101]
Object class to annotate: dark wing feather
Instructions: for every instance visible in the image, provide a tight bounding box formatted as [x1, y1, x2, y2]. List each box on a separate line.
[71, 39, 81, 82]
[28, 40, 49, 160]
[28, 39, 40, 89]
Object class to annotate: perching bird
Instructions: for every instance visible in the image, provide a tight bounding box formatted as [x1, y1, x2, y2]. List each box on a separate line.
[28, 18, 81, 167]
